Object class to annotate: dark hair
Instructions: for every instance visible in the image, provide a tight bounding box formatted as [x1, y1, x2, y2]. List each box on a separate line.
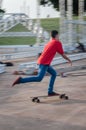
[51, 30, 58, 38]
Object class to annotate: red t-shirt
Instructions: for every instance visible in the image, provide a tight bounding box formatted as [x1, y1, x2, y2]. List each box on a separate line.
[37, 38, 64, 65]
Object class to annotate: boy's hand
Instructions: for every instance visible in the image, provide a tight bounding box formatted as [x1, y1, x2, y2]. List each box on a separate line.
[68, 60, 72, 66]
[61, 53, 72, 66]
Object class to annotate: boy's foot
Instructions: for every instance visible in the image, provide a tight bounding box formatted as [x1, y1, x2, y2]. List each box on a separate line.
[48, 92, 60, 96]
[12, 77, 21, 87]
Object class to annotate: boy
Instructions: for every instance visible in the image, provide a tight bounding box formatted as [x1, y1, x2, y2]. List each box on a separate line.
[12, 30, 72, 96]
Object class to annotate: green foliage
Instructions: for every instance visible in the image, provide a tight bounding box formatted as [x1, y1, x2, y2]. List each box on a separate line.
[40, 0, 59, 10]
[40, 0, 86, 16]
[0, 9, 5, 13]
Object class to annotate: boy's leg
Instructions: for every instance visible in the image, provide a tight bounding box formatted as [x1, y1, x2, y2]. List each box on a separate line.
[47, 66, 57, 94]
[12, 64, 48, 86]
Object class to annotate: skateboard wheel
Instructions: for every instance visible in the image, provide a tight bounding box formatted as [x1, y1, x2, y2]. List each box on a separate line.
[65, 96, 69, 100]
[36, 99, 40, 103]
[60, 94, 65, 99]
[32, 98, 35, 102]
[32, 97, 38, 102]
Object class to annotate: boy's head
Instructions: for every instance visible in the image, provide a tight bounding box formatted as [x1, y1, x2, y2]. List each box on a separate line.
[51, 30, 59, 39]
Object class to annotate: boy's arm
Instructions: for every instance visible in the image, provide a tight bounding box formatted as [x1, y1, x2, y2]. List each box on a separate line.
[61, 53, 72, 66]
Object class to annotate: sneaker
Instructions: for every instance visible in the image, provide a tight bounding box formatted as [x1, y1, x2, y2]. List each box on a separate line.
[48, 92, 60, 96]
[12, 77, 21, 87]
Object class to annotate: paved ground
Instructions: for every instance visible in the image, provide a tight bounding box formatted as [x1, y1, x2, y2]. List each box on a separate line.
[0, 58, 86, 130]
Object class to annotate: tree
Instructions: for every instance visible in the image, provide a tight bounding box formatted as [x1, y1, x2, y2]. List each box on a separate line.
[0, 9, 5, 13]
[40, 0, 86, 16]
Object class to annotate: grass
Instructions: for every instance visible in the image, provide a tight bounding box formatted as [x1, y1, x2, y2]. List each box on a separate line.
[0, 17, 86, 45]
[0, 23, 36, 45]
[40, 18, 60, 32]
[0, 37, 36, 45]
[0, 18, 60, 45]
[7, 24, 29, 32]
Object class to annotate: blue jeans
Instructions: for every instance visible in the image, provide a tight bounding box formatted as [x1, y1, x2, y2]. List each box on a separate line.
[20, 64, 57, 94]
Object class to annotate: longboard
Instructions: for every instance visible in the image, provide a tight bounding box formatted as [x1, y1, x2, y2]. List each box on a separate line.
[31, 93, 69, 103]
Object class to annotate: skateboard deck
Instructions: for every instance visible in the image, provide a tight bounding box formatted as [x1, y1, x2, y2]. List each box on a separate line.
[31, 93, 69, 103]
